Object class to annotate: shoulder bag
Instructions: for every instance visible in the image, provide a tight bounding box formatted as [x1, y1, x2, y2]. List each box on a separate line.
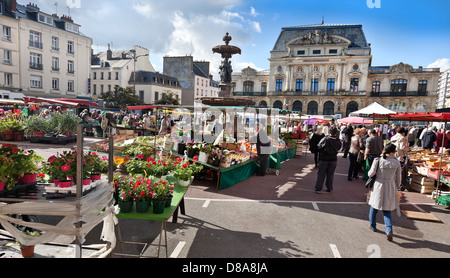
[365, 158, 380, 190]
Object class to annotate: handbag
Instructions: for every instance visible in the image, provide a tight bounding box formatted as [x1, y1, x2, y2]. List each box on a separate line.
[357, 151, 364, 163]
[365, 158, 380, 190]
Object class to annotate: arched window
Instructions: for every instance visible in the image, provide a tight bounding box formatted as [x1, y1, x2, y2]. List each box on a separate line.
[292, 101, 303, 113]
[414, 102, 427, 113]
[323, 101, 335, 115]
[307, 101, 318, 115]
[243, 81, 254, 93]
[273, 100, 283, 110]
[258, 100, 267, 107]
[387, 101, 408, 112]
[346, 101, 359, 117]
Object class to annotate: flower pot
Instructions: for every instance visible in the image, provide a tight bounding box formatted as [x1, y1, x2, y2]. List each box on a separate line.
[53, 179, 60, 186]
[3, 131, 14, 141]
[152, 199, 166, 214]
[136, 200, 150, 213]
[82, 179, 91, 186]
[90, 174, 101, 181]
[30, 131, 45, 137]
[118, 199, 133, 213]
[21, 173, 37, 184]
[211, 158, 220, 167]
[0, 181, 5, 191]
[198, 152, 208, 163]
[178, 177, 192, 187]
[59, 180, 73, 188]
[177, 143, 186, 155]
[20, 245, 35, 258]
[165, 194, 173, 207]
[187, 148, 197, 158]
[14, 132, 24, 141]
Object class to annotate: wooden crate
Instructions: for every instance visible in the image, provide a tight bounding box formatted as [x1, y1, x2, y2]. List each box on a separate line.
[410, 182, 435, 194]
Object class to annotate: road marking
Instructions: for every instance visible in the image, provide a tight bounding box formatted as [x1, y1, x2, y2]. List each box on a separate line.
[312, 202, 320, 211]
[202, 199, 211, 208]
[329, 244, 342, 258]
[170, 241, 186, 258]
[413, 204, 426, 212]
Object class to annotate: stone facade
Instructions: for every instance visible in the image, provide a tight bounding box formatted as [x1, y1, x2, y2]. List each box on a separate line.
[232, 24, 440, 117]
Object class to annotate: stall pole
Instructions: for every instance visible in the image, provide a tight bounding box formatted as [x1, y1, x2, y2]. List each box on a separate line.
[108, 135, 114, 182]
[75, 124, 84, 258]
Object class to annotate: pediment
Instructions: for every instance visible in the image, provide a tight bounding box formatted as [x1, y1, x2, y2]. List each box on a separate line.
[287, 30, 351, 46]
[390, 62, 413, 73]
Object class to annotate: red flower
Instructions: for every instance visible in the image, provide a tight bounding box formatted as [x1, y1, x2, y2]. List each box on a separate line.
[193, 156, 198, 162]
[147, 157, 153, 162]
[152, 161, 157, 165]
[177, 157, 183, 162]
[162, 162, 167, 167]
[38, 173, 45, 178]
[182, 164, 188, 169]
[61, 164, 70, 172]
[137, 154, 144, 159]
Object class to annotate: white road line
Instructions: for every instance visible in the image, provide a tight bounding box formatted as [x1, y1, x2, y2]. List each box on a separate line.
[312, 202, 320, 211]
[329, 244, 342, 258]
[170, 241, 186, 258]
[202, 199, 211, 208]
[412, 204, 426, 212]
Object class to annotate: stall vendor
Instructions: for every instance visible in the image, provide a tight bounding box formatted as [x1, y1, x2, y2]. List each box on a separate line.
[256, 125, 271, 176]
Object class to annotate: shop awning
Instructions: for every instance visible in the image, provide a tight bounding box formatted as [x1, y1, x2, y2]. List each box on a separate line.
[0, 99, 25, 106]
[23, 97, 82, 107]
[127, 105, 158, 110]
[53, 98, 98, 107]
[389, 112, 450, 122]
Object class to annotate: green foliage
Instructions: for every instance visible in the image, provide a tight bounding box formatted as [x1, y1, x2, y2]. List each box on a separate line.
[155, 92, 180, 105]
[22, 115, 51, 135]
[100, 86, 143, 109]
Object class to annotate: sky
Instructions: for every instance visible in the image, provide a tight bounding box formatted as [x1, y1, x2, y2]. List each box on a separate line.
[33, 0, 450, 79]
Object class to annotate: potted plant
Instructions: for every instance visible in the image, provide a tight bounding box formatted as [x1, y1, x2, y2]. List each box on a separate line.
[208, 147, 226, 167]
[54, 112, 81, 136]
[17, 149, 43, 184]
[16, 230, 40, 258]
[133, 176, 153, 213]
[117, 175, 134, 213]
[0, 144, 30, 190]
[85, 152, 107, 181]
[150, 179, 173, 214]
[172, 159, 203, 187]
[22, 115, 50, 137]
[185, 139, 199, 158]
[198, 144, 211, 163]
[0, 111, 24, 141]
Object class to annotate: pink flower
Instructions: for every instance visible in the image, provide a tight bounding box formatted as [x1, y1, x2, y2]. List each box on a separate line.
[61, 164, 70, 172]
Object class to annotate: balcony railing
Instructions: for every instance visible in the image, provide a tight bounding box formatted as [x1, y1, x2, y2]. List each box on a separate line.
[269, 90, 367, 97]
[29, 40, 43, 49]
[29, 62, 43, 70]
[370, 91, 428, 97]
[233, 91, 267, 97]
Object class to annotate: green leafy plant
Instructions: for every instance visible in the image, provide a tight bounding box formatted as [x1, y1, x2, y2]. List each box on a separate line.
[172, 157, 203, 181]
[151, 179, 174, 201]
[22, 115, 50, 136]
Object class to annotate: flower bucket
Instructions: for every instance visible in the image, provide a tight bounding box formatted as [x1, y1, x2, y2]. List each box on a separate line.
[118, 200, 133, 213]
[136, 200, 150, 213]
[30, 131, 45, 137]
[178, 177, 192, 187]
[20, 245, 35, 258]
[0, 181, 5, 191]
[165, 195, 173, 207]
[90, 174, 101, 181]
[177, 143, 186, 155]
[152, 199, 165, 214]
[198, 152, 208, 163]
[3, 131, 14, 141]
[21, 173, 37, 184]
[211, 158, 220, 167]
[82, 179, 91, 186]
[14, 132, 25, 141]
[59, 180, 73, 188]
[53, 179, 60, 186]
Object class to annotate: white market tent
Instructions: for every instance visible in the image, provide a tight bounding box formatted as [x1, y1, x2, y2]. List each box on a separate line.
[349, 102, 397, 118]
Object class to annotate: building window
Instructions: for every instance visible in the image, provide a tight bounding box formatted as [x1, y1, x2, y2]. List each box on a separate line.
[29, 31, 42, 49]
[276, 79, 283, 92]
[372, 81, 381, 93]
[93, 72, 97, 80]
[68, 60, 74, 73]
[30, 76, 42, 88]
[390, 79, 407, 93]
[139, 90, 144, 101]
[93, 84, 97, 95]
[350, 78, 359, 92]
[108, 72, 111, 80]
[67, 41, 74, 54]
[243, 81, 254, 92]
[312, 50, 321, 55]
[68, 81, 74, 92]
[296, 79, 303, 92]
[100, 85, 104, 94]
[115, 72, 119, 80]
[327, 78, 335, 92]
[4, 73, 12, 86]
[38, 13, 53, 25]
[52, 36, 59, 51]
[29, 53, 42, 70]
[52, 57, 59, 71]
[311, 78, 319, 92]
[261, 82, 267, 93]
[323, 101, 335, 115]
[3, 50, 11, 64]
[101, 72, 104, 80]
[297, 50, 305, 55]
[418, 80, 428, 93]
[3, 26, 11, 41]
[52, 78, 59, 90]
[329, 49, 338, 54]
[155, 91, 159, 101]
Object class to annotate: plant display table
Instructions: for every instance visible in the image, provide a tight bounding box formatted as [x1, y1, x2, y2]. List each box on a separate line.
[114, 181, 190, 258]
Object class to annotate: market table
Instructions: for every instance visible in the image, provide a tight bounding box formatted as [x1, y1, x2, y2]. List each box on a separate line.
[113, 180, 189, 258]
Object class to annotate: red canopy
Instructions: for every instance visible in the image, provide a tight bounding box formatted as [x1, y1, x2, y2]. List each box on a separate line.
[53, 98, 98, 107]
[23, 97, 98, 108]
[338, 117, 373, 125]
[127, 105, 158, 110]
[389, 112, 450, 122]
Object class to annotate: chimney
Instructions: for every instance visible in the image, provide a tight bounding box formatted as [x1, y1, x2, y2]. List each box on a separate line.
[107, 44, 112, 60]
[7, 0, 17, 12]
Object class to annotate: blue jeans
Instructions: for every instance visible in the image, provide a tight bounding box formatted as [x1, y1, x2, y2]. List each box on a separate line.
[315, 160, 337, 192]
[369, 206, 393, 234]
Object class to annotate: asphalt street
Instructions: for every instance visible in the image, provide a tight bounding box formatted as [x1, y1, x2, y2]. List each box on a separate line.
[1, 138, 449, 260]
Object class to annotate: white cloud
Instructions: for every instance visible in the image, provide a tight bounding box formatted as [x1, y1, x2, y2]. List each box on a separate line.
[427, 58, 450, 72]
[132, 2, 153, 18]
[250, 7, 259, 17]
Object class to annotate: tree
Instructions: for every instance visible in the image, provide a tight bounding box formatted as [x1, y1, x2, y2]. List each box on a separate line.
[155, 92, 180, 105]
[99, 86, 143, 109]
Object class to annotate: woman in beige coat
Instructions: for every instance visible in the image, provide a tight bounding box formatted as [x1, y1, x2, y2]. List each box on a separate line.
[368, 143, 401, 241]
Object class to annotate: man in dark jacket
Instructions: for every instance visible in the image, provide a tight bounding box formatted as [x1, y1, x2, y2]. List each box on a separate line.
[314, 126, 342, 193]
[421, 126, 437, 150]
[342, 124, 353, 158]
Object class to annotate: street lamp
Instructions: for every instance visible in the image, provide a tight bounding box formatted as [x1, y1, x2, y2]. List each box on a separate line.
[129, 49, 149, 93]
